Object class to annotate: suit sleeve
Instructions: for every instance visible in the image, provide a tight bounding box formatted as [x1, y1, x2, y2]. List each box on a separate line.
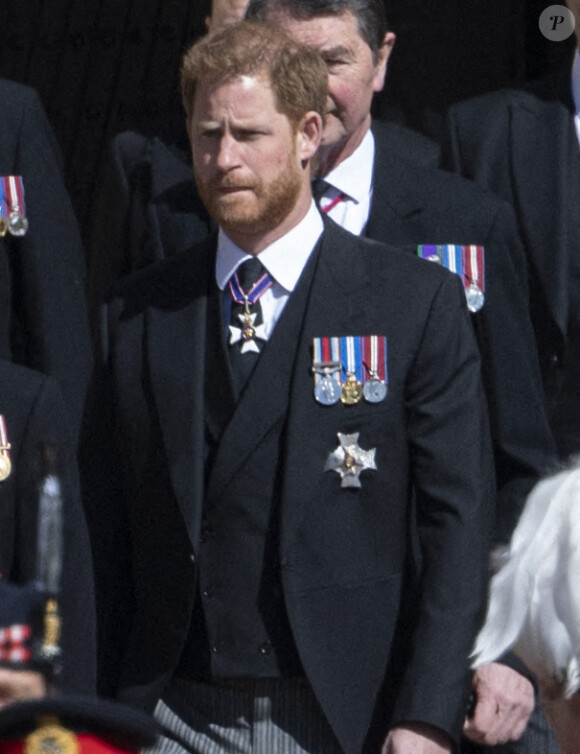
[79, 297, 136, 699]
[10, 87, 92, 441]
[473, 201, 557, 544]
[391, 272, 495, 743]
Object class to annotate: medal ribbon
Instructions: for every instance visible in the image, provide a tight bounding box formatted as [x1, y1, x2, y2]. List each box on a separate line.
[339, 336, 363, 382]
[312, 337, 342, 388]
[418, 244, 484, 293]
[0, 180, 7, 221]
[1, 176, 26, 218]
[229, 268, 273, 307]
[361, 335, 387, 383]
[463, 245, 485, 293]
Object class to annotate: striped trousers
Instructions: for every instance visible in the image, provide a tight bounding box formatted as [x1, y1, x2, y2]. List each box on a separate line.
[144, 678, 345, 754]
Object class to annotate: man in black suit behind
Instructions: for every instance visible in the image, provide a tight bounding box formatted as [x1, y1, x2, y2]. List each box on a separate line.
[443, 0, 580, 463]
[82, 20, 494, 754]
[0, 79, 92, 439]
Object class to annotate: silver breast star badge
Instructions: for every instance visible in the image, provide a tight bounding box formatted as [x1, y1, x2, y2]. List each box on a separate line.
[324, 432, 377, 488]
[229, 312, 268, 354]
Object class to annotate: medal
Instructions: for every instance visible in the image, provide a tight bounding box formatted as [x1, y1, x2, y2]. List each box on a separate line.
[339, 336, 363, 404]
[228, 265, 273, 353]
[8, 212, 29, 237]
[363, 378, 387, 403]
[315, 374, 342, 405]
[341, 373, 363, 404]
[0, 176, 28, 237]
[0, 414, 11, 481]
[464, 245, 485, 312]
[361, 335, 388, 404]
[418, 244, 485, 313]
[25, 718, 79, 754]
[0, 216, 8, 238]
[465, 283, 484, 312]
[325, 432, 377, 488]
[312, 338, 343, 405]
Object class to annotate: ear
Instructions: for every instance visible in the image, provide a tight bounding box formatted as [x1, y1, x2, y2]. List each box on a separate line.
[372, 31, 396, 94]
[205, 16, 212, 32]
[296, 110, 324, 164]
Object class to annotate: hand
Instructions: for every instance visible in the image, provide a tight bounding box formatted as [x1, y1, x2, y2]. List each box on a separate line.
[0, 668, 46, 709]
[381, 722, 452, 753]
[463, 662, 534, 745]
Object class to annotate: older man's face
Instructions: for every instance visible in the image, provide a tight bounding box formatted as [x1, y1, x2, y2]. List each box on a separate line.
[259, 9, 393, 170]
[206, 0, 249, 30]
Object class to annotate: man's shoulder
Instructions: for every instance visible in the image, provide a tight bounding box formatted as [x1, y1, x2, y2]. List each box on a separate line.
[372, 133, 514, 235]
[322, 218, 460, 292]
[448, 78, 571, 129]
[371, 119, 440, 168]
[0, 78, 42, 114]
[108, 233, 216, 314]
[112, 131, 193, 193]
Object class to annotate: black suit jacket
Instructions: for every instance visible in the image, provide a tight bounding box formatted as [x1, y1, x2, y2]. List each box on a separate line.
[443, 73, 580, 457]
[0, 359, 95, 693]
[87, 122, 556, 545]
[0, 79, 92, 438]
[367, 121, 556, 543]
[82, 221, 494, 752]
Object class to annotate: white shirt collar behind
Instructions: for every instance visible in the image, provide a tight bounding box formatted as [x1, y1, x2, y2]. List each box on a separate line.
[572, 48, 580, 145]
[216, 201, 324, 292]
[321, 129, 375, 206]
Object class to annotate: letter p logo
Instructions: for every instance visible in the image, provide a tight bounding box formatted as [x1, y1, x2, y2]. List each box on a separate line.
[539, 5, 575, 40]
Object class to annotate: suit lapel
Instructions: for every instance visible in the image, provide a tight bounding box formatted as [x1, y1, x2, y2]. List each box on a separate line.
[365, 123, 428, 244]
[509, 96, 578, 334]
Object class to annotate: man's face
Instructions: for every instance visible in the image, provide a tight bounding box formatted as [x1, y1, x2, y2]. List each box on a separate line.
[260, 9, 393, 169]
[190, 74, 310, 250]
[206, 0, 249, 30]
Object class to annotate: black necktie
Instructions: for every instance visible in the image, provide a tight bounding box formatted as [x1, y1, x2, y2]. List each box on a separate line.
[227, 257, 269, 395]
[312, 178, 331, 206]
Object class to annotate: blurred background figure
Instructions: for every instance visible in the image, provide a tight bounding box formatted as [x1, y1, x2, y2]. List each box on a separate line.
[0, 79, 91, 440]
[442, 0, 580, 462]
[0, 359, 95, 696]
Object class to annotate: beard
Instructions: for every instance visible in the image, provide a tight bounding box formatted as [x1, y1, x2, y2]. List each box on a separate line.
[196, 151, 304, 240]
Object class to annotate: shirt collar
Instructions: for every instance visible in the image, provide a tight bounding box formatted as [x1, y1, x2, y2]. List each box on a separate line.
[216, 201, 324, 292]
[319, 129, 375, 205]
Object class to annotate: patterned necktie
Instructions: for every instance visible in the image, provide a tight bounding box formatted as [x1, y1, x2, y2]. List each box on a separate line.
[312, 179, 346, 214]
[227, 257, 272, 394]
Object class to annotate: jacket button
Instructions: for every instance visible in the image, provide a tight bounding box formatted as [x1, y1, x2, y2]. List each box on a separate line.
[190, 553, 196, 563]
[259, 641, 272, 655]
[202, 588, 214, 599]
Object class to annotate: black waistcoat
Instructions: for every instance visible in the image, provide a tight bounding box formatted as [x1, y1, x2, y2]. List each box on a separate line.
[177, 243, 320, 680]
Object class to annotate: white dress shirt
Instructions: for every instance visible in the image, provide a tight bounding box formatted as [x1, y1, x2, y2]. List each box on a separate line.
[216, 201, 324, 341]
[316, 129, 375, 235]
